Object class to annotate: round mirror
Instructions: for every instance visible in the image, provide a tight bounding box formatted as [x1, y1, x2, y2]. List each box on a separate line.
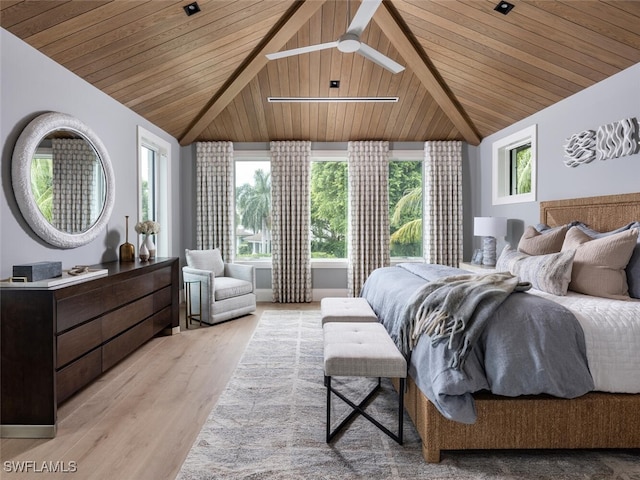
[12, 112, 115, 248]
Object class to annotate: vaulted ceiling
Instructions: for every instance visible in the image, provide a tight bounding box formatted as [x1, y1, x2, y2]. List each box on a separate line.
[2, 0, 639, 146]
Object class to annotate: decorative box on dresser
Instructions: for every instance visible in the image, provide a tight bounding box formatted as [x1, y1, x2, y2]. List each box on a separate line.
[0, 258, 179, 438]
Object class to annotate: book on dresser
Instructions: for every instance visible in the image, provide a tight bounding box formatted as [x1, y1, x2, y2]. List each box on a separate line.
[0, 258, 179, 438]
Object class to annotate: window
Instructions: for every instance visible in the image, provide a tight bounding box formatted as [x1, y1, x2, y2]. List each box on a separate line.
[137, 126, 171, 256]
[232, 148, 424, 263]
[389, 159, 423, 258]
[310, 160, 347, 259]
[140, 145, 157, 222]
[510, 144, 532, 195]
[31, 147, 54, 222]
[235, 159, 271, 260]
[492, 125, 536, 205]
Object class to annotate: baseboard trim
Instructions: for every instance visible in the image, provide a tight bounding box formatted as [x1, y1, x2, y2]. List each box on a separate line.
[255, 289, 349, 302]
[1, 424, 56, 438]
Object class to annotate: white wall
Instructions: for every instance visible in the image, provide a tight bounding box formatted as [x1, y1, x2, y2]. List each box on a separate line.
[475, 62, 640, 250]
[0, 29, 182, 279]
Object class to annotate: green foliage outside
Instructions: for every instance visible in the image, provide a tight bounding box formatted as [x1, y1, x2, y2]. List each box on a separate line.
[310, 162, 347, 258]
[235, 161, 424, 260]
[236, 169, 272, 258]
[389, 161, 422, 257]
[515, 146, 532, 194]
[31, 157, 53, 222]
[141, 179, 150, 220]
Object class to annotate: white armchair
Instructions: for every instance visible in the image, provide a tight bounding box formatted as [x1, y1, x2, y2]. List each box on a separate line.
[183, 248, 256, 325]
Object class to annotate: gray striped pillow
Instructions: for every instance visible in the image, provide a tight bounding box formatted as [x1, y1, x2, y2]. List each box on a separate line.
[496, 245, 575, 296]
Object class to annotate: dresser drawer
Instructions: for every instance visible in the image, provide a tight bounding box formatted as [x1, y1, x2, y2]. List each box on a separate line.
[101, 294, 155, 340]
[152, 306, 172, 335]
[152, 266, 172, 290]
[57, 287, 104, 333]
[153, 285, 172, 311]
[102, 267, 172, 312]
[56, 348, 102, 404]
[102, 317, 154, 371]
[57, 318, 102, 368]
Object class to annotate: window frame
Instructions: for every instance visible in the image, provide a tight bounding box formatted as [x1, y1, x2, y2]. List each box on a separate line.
[140, 144, 158, 223]
[234, 150, 273, 264]
[310, 152, 348, 266]
[137, 126, 171, 256]
[492, 124, 537, 205]
[232, 148, 425, 267]
[388, 150, 424, 263]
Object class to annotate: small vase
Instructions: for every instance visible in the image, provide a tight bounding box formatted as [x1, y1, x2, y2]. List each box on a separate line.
[139, 241, 149, 262]
[144, 234, 156, 260]
[119, 215, 135, 262]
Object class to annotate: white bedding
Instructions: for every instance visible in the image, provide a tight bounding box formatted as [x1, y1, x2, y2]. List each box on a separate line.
[530, 289, 640, 393]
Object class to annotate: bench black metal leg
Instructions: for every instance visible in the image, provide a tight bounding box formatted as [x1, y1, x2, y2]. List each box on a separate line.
[325, 376, 404, 445]
[398, 377, 404, 444]
[325, 376, 331, 442]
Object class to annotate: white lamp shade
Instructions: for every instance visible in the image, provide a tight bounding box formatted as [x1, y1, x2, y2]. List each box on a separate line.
[474, 217, 507, 238]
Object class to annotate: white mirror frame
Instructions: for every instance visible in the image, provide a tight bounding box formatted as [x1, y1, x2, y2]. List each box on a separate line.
[11, 112, 116, 248]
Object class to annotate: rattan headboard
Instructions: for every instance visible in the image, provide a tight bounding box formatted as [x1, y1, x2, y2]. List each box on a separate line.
[540, 192, 640, 231]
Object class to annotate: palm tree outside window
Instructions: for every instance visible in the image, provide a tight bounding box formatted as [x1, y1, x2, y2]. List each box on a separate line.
[389, 160, 423, 258]
[236, 161, 272, 259]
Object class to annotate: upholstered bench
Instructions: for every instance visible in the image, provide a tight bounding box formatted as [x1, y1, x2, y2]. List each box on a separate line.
[320, 297, 378, 325]
[323, 322, 407, 444]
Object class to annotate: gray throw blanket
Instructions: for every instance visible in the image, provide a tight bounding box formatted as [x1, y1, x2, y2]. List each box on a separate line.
[400, 272, 530, 369]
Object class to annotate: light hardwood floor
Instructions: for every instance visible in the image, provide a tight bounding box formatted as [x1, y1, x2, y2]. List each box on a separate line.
[0, 302, 319, 480]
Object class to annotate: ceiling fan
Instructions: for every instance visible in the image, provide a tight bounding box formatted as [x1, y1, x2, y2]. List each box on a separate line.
[266, 0, 405, 74]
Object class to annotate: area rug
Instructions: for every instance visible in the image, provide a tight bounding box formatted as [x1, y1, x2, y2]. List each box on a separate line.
[177, 310, 640, 480]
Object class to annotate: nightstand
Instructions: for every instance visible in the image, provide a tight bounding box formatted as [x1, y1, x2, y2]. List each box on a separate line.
[459, 262, 496, 274]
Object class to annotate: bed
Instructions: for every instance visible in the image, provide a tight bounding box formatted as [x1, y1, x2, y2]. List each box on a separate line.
[363, 192, 640, 463]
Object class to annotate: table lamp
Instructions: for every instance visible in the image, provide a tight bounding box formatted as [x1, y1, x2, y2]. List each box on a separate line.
[474, 217, 507, 267]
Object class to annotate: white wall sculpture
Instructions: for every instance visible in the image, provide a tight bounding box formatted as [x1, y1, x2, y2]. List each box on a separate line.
[563, 117, 639, 168]
[563, 130, 596, 167]
[596, 117, 639, 161]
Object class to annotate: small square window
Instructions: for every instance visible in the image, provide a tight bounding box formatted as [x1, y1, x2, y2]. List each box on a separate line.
[492, 125, 537, 205]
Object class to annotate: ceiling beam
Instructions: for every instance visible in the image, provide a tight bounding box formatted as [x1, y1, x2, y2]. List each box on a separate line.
[179, 0, 327, 145]
[374, 1, 481, 145]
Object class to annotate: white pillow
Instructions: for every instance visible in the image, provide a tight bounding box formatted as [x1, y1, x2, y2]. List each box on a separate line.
[185, 248, 225, 277]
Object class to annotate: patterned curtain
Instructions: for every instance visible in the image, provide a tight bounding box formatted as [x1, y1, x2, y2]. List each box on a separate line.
[270, 141, 312, 303]
[423, 141, 463, 266]
[347, 141, 390, 297]
[195, 142, 234, 262]
[52, 139, 98, 233]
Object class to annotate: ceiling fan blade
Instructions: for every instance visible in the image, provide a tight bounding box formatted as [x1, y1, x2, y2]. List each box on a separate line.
[347, 0, 383, 36]
[357, 43, 405, 74]
[266, 41, 338, 60]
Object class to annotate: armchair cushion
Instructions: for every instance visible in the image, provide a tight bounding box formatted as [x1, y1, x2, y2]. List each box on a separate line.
[185, 248, 225, 276]
[214, 277, 254, 301]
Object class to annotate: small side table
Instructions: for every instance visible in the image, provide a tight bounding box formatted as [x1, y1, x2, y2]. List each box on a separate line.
[459, 262, 496, 274]
[184, 280, 202, 329]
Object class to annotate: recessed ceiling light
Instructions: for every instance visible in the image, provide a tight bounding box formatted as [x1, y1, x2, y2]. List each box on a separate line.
[183, 2, 200, 16]
[494, 1, 514, 15]
[329, 80, 340, 89]
[267, 97, 398, 103]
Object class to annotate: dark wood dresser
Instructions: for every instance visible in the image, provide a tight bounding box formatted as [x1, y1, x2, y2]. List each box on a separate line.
[0, 258, 179, 438]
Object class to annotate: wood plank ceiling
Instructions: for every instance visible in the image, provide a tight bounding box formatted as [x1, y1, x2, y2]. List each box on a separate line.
[2, 1, 640, 146]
